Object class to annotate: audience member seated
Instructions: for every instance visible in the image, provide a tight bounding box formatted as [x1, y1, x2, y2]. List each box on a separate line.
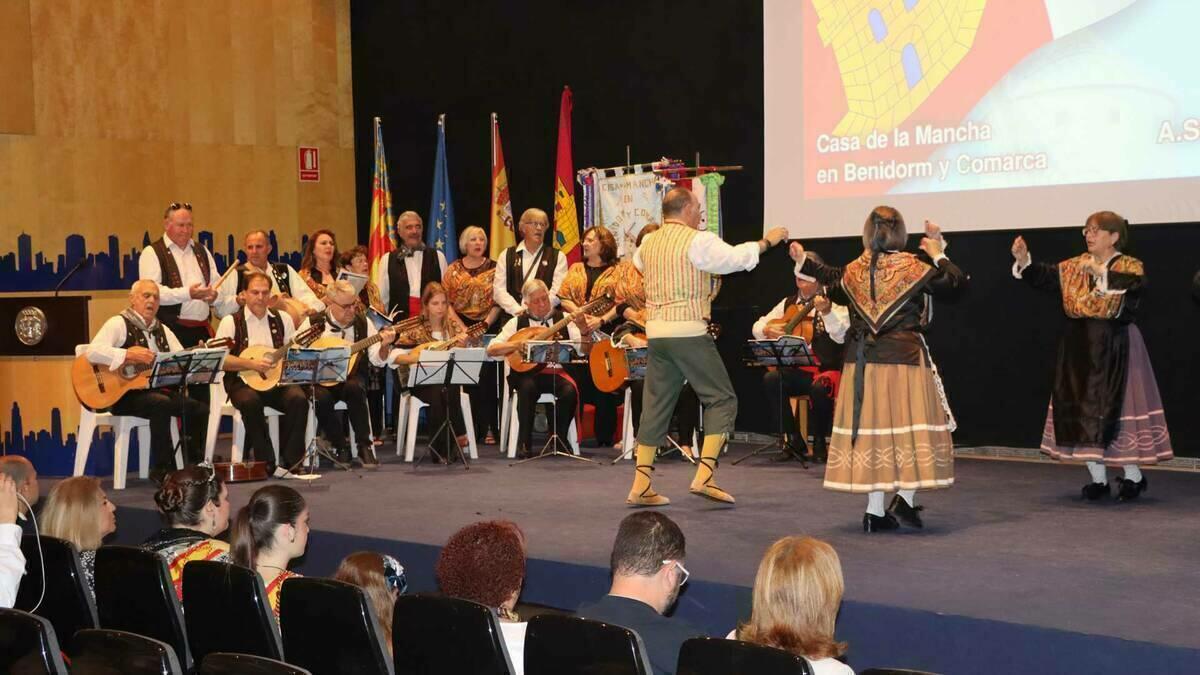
[0, 475, 24, 608]
[40, 477, 117, 601]
[231, 485, 309, 618]
[0, 456, 39, 535]
[730, 536, 852, 675]
[333, 551, 407, 655]
[435, 520, 528, 674]
[142, 466, 233, 600]
[578, 512, 703, 675]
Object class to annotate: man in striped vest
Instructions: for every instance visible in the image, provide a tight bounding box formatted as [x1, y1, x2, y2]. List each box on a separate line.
[628, 188, 788, 506]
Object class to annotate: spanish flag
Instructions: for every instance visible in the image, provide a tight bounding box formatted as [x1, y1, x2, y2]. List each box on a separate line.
[553, 86, 581, 264]
[489, 113, 516, 261]
[368, 117, 396, 280]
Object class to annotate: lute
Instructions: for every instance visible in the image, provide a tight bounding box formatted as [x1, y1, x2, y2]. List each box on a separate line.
[237, 323, 324, 391]
[505, 293, 614, 373]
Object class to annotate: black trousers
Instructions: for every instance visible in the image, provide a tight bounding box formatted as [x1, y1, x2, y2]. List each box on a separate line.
[508, 369, 577, 453]
[225, 377, 309, 469]
[111, 389, 208, 472]
[412, 384, 466, 456]
[627, 381, 700, 445]
[468, 361, 500, 438]
[314, 377, 371, 451]
[573, 365, 620, 445]
[763, 368, 834, 445]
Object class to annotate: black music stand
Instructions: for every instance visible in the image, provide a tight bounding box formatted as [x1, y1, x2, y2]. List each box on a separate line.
[281, 346, 352, 476]
[149, 347, 227, 471]
[512, 340, 596, 465]
[733, 337, 816, 466]
[408, 347, 485, 470]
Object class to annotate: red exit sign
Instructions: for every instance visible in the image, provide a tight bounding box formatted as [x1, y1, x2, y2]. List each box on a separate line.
[298, 146, 320, 182]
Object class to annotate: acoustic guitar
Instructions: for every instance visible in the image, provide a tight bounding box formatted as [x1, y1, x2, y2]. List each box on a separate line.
[505, 293, 615, 373]
[588, 321, 721, 393]
[237, 323, 325, 392]
[764, 297, 818, 343]
[72, 337, 234, 411]
[212, 459, 270, 483]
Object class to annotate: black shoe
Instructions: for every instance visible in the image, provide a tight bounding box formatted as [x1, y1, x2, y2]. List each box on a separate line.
[812, 438, 828, 463]
[887, 494, 924, 528]
[1116, 475, 1147, 502]
[516, 445, 533, 460]
[336, 446, 353, 466]
[863, 512, 900, 532]
[1081, 482, 1111, 500]
[359, 444, 379, 469]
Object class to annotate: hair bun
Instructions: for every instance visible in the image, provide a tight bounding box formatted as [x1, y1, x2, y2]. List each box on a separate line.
[154, 485, 185, 513]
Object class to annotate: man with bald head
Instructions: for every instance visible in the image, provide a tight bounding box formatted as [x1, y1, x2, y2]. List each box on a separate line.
[374, 211, 448, 321]
[626, 188, 788, 506]
[217, 230, 324, 318]
[139, 202, 225, 347]
[0, 456, 39, 534]
[86, 279, 210, 482]
[493, 207, 569, 320]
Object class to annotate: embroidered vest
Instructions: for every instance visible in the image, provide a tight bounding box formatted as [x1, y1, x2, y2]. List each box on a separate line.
[641, 223, 710, 322]
[387, 249, 442, 316]
[120, 316, 171, 352]
[505, 244, 559, 301]
[151, 238, 211, 323]
[232, 308, 285, 353]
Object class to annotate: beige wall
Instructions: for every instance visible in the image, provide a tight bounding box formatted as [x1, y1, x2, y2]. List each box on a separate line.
[1, 0, 357, 438]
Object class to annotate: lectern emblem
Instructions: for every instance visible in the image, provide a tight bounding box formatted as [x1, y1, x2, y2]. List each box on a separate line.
[15, 306, 47, 346]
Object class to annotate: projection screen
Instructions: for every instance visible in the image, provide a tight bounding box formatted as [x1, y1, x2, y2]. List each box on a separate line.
[764, 0, 1200, 237]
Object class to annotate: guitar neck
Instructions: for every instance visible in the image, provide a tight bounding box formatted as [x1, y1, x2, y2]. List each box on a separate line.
[543, 297, 611, 337]
[783, 300, 816, 333]
[349, 331, 385, 354]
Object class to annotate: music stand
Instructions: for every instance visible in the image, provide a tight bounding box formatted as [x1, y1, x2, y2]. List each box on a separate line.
[280, 346, 352, 475]
[407, 347, 485, 469]
[512, 340, 596, 465]
[149, 347, 227, 470]
[733, 336, 817, 466]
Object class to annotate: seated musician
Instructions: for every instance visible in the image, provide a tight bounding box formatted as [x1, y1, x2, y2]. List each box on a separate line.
[218, 230, 324, 319]
[390, 283, 473, 462]
[297, 280, 396, 469]
[85, 280, 210, 483]
[342, 246, 388, 445]
[486, 279, 585, 459]
[751, 252, 849, 461]
[561, 226, 637, 448]
[215, 272, 312, 480]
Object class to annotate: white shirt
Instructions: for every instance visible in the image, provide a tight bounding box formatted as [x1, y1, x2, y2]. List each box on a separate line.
[752, 297, 849, 343]
[375, 249, 448, 310]
[0, 523, 25, 609]
[633, 226, 764, 338]
[215, 309, 297, 349]
[87, 315, 186, 371]
[500, 621, 527, 675]
[138, 238, 222, 321]
[296, 314, 389, 368]
[492, 243, 569, 315]
[216, 262, 325, 318]
[724, 630, 854, 674]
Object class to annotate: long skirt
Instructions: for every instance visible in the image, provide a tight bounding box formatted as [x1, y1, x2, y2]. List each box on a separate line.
[1041, 325, 1173, 465]
[823, 360, 954, 493]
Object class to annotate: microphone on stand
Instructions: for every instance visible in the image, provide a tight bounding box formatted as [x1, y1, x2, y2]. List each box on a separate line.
[54, 256, 93, 297]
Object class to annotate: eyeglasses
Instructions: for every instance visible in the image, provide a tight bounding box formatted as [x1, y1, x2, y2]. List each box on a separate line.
[520, 221, 547, 230]
[663, 560, 689, 587]
[1081, 226, 1103, 236]
[166, 202, 193, 213]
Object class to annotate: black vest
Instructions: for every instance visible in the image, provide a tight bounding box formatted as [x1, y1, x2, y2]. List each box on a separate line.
[516, 309, 567, 340]
[787, 290, 845, 372]
[387, 249, 442, 317]
[120, 316, 170, 352]
[151, 238, 211, 324]
[321, 311, 370, 375]
[505, 244, 559, 301]
[237, 263, 292, 296]
[232, 308, 285, 353]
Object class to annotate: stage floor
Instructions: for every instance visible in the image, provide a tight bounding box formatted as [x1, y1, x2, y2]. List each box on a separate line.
[98, 442, 1200, 653]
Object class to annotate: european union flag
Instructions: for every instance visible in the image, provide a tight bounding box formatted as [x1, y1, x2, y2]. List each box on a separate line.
[427, 115, 459, 263]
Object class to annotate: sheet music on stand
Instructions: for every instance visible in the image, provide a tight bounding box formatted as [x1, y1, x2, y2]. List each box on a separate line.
[523, 340, 587, 365]
[623, 346, 649, 380]
[745, 336, 817, 368]
[148, 348, 228, 388]
[408, 347, 487, 469]
[280, 346, 351, 385]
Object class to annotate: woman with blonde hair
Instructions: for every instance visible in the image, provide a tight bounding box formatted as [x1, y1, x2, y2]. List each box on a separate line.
[443, 225, 502, 443]
[732, 536, 852, 674]
[333, 551, 407, 653]
[40, 476, 117, 599]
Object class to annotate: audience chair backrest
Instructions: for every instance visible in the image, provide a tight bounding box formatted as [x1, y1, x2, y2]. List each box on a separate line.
[525, 614, 652, 675]
[677, 637, 814, 675]
[182, 560, 284, 664]
[860, 669, 942, 675]
[15, 534, 99, 652]
[392, 594, 515, 675]
[69, 628, 183, 675]
[200, 652, 312, 675]
[0, 607, 69, 675]
[279, 576, 393, 675]
[94, 545, 192, 670]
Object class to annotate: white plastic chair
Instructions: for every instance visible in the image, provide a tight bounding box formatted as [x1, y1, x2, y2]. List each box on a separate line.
[396, 390, 478, 462]
[204, 378, 282, 465]
[501, 360, 580, 459]
[73, 345, 180, 489]
[305, 399, 368, 462]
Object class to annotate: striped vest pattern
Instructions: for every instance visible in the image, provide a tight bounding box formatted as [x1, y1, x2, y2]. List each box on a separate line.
[641, 223, 710, 322]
